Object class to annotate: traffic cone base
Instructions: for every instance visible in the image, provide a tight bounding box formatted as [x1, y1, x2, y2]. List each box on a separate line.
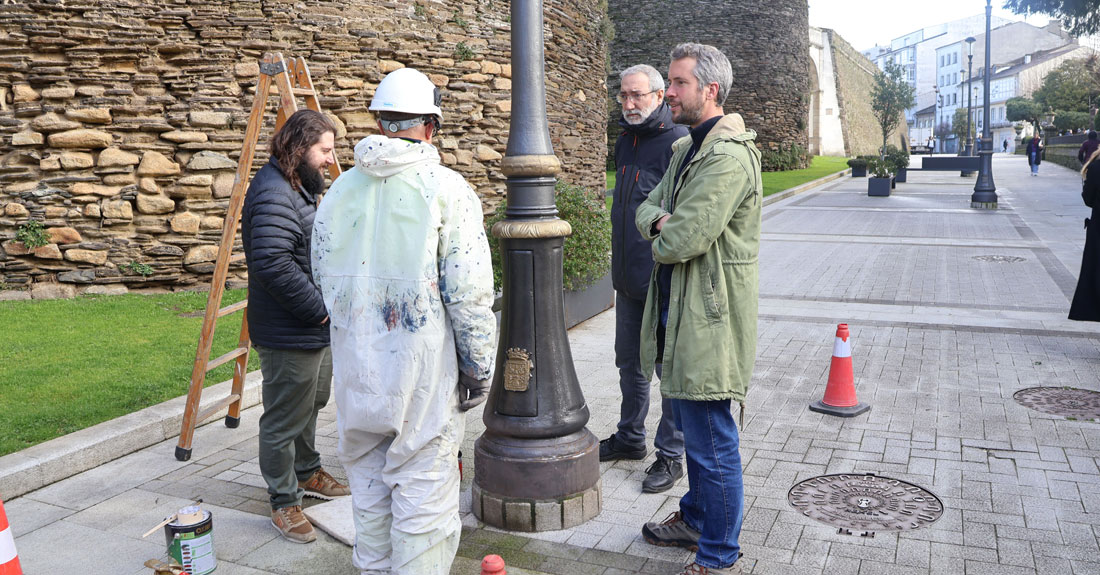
[809, 399, 871, 417]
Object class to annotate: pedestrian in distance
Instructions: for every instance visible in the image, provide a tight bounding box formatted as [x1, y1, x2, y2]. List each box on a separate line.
[241, 109, 351, 545]
[635, 43, 761, 575]
[603, 63, 689, 494]
[312, 67, 496, 575]
[1027, 135, 1043, 176]
[1078, 131, 1099, 167]
[1069, 148, 1100, 322]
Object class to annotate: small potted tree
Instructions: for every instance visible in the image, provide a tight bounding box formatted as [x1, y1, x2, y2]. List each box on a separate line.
[847, 157, 868, 177]
[886, 145, 909, 183]
[867, 158, 892, 197]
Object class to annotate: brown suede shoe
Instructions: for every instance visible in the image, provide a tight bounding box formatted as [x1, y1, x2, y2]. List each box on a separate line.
[301, 468, 351, 500]
[271, 505, 316, 543]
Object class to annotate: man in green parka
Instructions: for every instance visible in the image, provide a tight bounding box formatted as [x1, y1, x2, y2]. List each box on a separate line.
[635, 43, 761, 575]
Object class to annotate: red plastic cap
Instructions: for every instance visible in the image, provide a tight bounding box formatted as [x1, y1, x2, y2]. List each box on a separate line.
[836, 323, 849, 341]
[481, 554, 506, 575]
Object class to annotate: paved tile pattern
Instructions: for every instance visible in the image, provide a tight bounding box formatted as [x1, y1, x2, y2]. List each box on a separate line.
[8, 156, 1100, 575]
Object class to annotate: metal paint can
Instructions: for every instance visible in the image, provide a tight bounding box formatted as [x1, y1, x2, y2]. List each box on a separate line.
[163, 505, 216, 574]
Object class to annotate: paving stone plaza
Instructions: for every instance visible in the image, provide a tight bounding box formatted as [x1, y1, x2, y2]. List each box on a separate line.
[6, 155, 1100, 574]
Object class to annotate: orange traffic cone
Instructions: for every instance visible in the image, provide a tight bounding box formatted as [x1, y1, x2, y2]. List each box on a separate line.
[0, 499, 21, 575]
[809, 324, 870, 417]
[481, 554, 506, 575]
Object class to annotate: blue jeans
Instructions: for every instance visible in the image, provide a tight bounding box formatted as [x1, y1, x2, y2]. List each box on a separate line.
[671, 398, 744, 569]
[1031, 163, 1039, 174]
[615, 292, 684, 458]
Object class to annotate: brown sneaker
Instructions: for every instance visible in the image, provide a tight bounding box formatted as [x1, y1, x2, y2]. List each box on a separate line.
[271, 505, 316, 543]
[677, 561, 742, 575]
[301, 468, 351, 500]
[643, 511, 701, 551]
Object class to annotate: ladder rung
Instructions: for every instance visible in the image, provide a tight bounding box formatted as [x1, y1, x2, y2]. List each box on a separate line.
[206, 346, 249, 371]
[217, 300, 248, 318]
[292, 88, 315, 97]
[196, 394, 242, 425]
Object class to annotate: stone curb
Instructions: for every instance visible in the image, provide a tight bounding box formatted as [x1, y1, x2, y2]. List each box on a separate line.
[0, 371, 263, 499]
[763, 167, 850, 206]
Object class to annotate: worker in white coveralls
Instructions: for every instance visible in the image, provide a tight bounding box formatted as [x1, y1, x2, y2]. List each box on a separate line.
[311, 67, 497, 575]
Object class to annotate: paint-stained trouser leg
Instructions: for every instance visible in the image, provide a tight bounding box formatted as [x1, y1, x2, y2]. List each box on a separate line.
[348, 409, 464, 575]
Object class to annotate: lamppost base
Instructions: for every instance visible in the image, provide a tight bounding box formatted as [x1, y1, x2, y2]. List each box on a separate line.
[970, 200, 997, 210]
[473, 428, 601, 531]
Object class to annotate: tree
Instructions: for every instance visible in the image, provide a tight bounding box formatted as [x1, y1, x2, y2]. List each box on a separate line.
[1053, 110, 1091, 132]
[1033, 59, 1099, 113]
[952, 108, 977, 143]
[1004, 0, 1100, 37]
[871, 61, 916, 160]
[1006, 96, 1043, 131]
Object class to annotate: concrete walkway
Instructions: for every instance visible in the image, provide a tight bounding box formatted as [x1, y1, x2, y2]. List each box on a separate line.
[7, 154, 1100, 575]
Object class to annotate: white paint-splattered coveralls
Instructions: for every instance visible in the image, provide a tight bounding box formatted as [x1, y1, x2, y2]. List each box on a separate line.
[311, 135, 496, 574]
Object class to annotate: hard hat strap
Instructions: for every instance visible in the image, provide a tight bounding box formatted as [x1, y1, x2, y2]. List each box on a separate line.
[385, 117, 429, 134]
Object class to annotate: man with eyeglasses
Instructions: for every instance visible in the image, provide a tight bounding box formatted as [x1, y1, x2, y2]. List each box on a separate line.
[602, 64, 688, 494]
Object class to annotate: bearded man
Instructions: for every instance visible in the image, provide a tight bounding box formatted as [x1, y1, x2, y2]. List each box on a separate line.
[602, 64, 689, 494]
[241, 109, 350, 544]
[636, 44, 762, 575]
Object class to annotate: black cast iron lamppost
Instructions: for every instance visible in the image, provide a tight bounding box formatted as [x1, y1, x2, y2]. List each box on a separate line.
[962, 36, 976, 176]
[472, 0, 601, 532]
[972, 0, 998, 208]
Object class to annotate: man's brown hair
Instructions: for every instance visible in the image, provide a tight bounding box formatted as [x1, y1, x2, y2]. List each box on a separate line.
[269, 109, 336, 191]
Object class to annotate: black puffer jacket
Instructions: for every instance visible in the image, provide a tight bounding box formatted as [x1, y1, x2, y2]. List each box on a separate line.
[241, 160, 330, 349]
[611, 103, 689, 301]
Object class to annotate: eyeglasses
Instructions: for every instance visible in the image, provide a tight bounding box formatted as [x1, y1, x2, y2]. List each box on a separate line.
[616, 89, 658, 104]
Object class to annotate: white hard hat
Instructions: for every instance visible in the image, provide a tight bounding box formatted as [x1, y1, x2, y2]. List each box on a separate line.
[369, 68, 443, 120]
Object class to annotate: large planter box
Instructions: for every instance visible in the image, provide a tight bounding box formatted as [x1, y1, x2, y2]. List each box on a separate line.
[868, 177, 891, 196]
[564, 272, 613, 329]
[894, 167, 907, 183]
[850, 165, 867, 177]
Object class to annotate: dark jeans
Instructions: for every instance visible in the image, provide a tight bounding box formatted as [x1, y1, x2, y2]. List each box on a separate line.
[254, 344, 333, 510]
[671, 398, 744, 569]
[614, 292, 684, 459]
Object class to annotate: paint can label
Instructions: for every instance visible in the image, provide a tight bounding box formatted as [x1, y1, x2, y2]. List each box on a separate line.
[166, 511, 216, 574]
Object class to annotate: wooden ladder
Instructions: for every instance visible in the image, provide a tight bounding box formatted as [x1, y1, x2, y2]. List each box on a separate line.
[174, 53, 342, 461]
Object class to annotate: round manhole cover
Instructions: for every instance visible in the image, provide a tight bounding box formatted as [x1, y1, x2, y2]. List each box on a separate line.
[972, 255, 1026, 263]
[788, 474, 943, 532]
[1014, 387, 1100, 420]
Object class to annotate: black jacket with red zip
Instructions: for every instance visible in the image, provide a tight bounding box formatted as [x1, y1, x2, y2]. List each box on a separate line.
[611, 103, 689, 301]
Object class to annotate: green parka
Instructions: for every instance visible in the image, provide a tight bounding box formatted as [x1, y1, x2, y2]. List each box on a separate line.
[634, 113, 761, 403]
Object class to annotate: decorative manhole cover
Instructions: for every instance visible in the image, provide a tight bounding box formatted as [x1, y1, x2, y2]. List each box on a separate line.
[787, 474, 943, 535]
[1014, 387, 1100, 420]
[972, 255, 1026, 263]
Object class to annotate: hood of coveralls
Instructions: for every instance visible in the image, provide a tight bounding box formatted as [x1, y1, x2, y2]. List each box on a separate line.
[353, 134, 440, 178]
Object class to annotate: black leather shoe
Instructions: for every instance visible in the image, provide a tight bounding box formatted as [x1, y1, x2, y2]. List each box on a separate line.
[599, 435, 647, 462]
[642, 454, 683, 493]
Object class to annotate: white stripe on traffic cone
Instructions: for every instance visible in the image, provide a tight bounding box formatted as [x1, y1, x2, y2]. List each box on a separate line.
[0, 498, 22, 575]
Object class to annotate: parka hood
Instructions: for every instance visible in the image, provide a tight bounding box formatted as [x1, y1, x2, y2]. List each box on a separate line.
[354, 134, 440, 178]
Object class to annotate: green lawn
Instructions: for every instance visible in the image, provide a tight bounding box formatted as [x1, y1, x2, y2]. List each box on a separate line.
[0, 290, 258, 456]
[607, 156, 848, 200]
[761, 155, 849, 197]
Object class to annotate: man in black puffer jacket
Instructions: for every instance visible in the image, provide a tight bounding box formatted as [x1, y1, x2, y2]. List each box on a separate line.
[241, 109, 349, 544]
[603, 64, 689, 494]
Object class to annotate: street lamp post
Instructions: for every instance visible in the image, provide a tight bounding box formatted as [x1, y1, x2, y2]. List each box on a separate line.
[962, 37, 976, 176]
[472, 0, 601, 532]
[972, 0, 998, 208]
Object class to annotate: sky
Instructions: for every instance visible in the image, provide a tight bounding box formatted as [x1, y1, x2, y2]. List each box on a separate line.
[808, 0, 1057, 52]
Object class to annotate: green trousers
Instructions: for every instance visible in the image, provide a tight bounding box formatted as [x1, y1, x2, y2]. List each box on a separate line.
[254, 344, 333, 510]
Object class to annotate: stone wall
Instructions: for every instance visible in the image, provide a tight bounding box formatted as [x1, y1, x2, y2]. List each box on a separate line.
[607, 0, 809, 165]
[0, 0, 608, 294]
[828, 30, 908, 157]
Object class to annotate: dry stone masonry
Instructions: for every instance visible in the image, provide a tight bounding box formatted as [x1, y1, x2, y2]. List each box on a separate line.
[607, 0, 810, 166]
[0, 0, 608, 294]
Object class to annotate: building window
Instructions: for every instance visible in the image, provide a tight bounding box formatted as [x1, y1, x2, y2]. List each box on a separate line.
[940, 55, 944, 67]
[952, 53, 957, 65]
